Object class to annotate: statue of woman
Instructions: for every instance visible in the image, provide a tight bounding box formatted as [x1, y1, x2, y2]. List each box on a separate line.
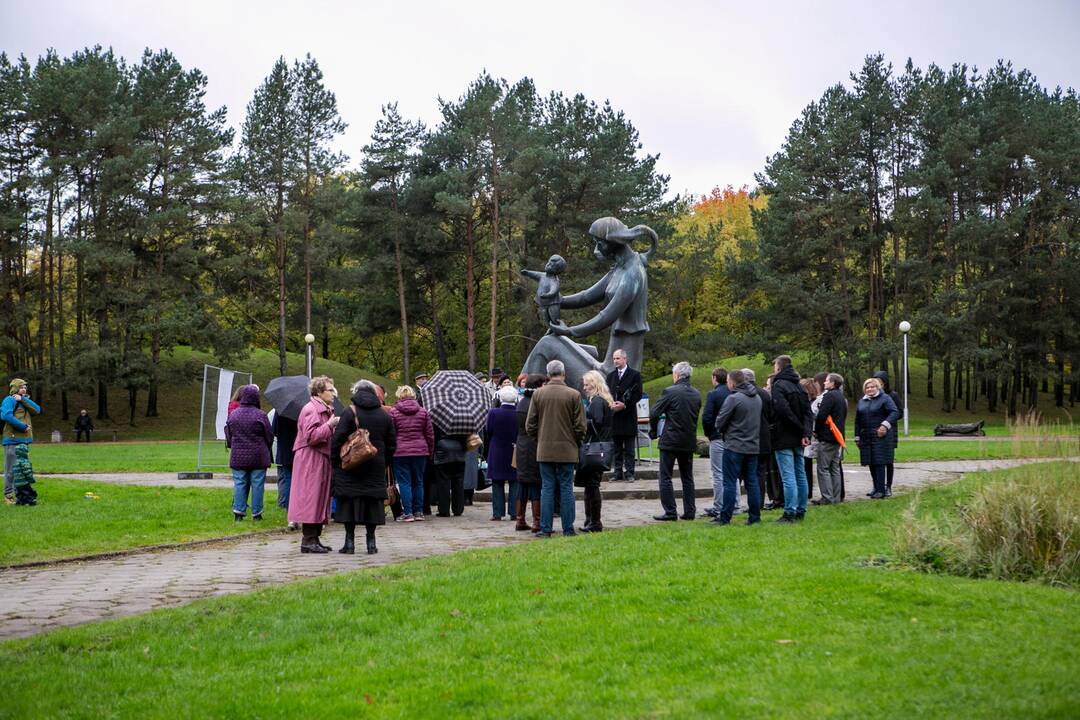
[521, 217, 657, 388]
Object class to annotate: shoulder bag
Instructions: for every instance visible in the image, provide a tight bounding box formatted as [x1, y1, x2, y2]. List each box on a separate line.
[579, 416, 613, 471]
[340, 405, 377, 470]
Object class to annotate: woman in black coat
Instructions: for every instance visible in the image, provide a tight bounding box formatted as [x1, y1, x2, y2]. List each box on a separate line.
[576, 370, 613, 532]
[514, 374, 547, 532]
[854, 377, 899, 500]
[331, 380, 397, 554]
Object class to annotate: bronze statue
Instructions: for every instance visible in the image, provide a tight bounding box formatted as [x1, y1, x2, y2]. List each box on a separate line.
[521, 217, 657, 389]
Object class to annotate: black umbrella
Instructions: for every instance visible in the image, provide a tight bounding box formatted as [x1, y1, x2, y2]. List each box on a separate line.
[265, 375, 345, 420]
[418, 370, 490, 435]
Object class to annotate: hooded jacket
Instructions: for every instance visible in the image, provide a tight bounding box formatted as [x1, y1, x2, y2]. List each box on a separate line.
[770, 366, 813, 450]
[389, 398, 434, 457]
[331, 387, 396, 498]
[714, 382, 763, 455]
[2, 378, 40, 445]
[224, 385, 273, 470]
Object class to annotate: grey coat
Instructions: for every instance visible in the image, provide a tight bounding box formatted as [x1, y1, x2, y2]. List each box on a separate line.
[714, 382, 763, 455]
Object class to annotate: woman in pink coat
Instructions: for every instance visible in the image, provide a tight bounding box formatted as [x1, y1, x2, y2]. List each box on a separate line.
[287, 375, 341, 553]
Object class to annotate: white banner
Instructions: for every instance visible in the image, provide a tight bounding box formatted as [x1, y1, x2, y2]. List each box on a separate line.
[214, 369, 235, 440]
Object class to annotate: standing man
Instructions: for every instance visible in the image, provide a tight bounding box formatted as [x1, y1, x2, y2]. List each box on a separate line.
[701, 367, 730, 518]
[745, 369, 777, 510]
[712, 369, 763, 525]
[526, 360, 586, 537]
[606, 348, 642, 482]
[74, 409, 94, 442]
[770, 355, 813, 523]
[2, 378, 40, 505]
[649, 361, 701, 521]
[813, 373, 847, 505]
[271, 411, 298, 518]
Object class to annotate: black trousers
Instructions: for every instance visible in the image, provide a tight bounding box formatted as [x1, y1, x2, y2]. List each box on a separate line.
[76, 430, 91, 442]
[658, 450, 695, 517]
[805, 456, 814, 498]
[435, 461, 465, 516]
[611, 434, 637, 478]
[422, 456, 436, 514]
[760, 453, 783, 506]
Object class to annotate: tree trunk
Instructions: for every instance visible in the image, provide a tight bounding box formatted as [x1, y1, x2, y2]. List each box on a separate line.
[942, 357, 951, 413]
[926, 348, 934, 399]
[429, 280, 448, 370]
[488, 153, 500, 376]
[393, 235, 410, 384]
[465, 218, 477, 373]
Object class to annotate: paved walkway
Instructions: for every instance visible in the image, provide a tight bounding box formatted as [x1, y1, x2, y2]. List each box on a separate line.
[1, 459, 1060, 641]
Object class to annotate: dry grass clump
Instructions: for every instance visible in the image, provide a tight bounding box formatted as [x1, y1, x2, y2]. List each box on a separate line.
[895, 462, 1080, 588]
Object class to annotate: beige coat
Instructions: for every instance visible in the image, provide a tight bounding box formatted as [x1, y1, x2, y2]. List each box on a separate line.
[525, 378, 586, 463]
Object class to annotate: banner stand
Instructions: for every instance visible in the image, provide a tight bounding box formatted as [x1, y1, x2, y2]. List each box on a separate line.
[180, 364, 252, 479]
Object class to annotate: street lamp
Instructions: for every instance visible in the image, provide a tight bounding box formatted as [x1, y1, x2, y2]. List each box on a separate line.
[899, 321, 911, 436]
[304, 333, 315, 378]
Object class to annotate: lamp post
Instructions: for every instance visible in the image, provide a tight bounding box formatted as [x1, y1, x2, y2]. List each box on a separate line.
[304, 333, 315, 378]
[899, 321, 911, 436]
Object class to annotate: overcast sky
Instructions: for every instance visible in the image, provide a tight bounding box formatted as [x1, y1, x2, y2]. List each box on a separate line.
[3, 0, 1078, 197]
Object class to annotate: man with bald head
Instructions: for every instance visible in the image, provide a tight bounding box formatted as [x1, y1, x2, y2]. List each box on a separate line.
[606, 348, 643, 482]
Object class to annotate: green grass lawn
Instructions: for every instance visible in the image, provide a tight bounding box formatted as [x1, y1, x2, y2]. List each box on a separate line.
[0, 478, 282, 566]
[1, 465, 1077, 718]
[29, 440, 226, 473]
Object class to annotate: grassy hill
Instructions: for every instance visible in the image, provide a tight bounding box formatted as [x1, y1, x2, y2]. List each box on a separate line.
[643, 353, 1077, 436]
[29, 346, 397, 441]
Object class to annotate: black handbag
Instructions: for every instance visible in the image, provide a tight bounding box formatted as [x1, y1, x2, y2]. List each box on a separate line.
[579, 417, 613, 471]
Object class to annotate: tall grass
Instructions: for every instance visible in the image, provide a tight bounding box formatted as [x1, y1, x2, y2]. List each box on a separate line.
[895, 462, 1080, 588]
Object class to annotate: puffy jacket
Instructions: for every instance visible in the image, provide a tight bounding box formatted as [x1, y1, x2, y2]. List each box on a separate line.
[224, 385, 273, 470]
[855, 391, 899, 466]
[714, 382, 763, 455]
[873, 370, 903, 449]
[649, 378, 702, 453]
[770, 367, 813, 450]
[331, 388, 397, 498]
[390, 398, 434, 457]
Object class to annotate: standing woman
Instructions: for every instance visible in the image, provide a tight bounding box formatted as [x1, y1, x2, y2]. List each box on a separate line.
[485, 386, 520, 521]
[577, 370, 613, 533]
[332, 380, 397, 554]
[854, 378, 899, 499]
[514, 374, 547, 531]
[288, 376, 341, 553]
[224, 385, 273, 522]
[389, 385, 433, 523]
[800, 377, 820, 502]
[872, 370, 903, 496]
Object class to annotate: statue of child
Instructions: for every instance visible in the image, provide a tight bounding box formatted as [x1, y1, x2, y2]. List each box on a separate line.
[521, 254, 567, 331]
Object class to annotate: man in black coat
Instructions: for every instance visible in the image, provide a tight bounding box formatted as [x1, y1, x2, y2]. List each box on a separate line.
[649, 361, 701, 521]
[813, 372, 847, 505]
[746, 369, 779, 509]
[606, 348, 643, 481]
[770, 355, 813, 523]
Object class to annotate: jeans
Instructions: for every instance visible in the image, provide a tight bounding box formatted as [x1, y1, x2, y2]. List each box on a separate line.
[774, 448, 808, 515]
[721, 449, 760, 523]
[232, 468, 266, 517]
[3, 444, 17, 497]
[393, 456, 426, 517]
[816, 443, 843, 503]
[539, 462, 576, 535]
[658, 450, 696, 518]
[276, 465, 292, 510]
[612, 434, 636, 478]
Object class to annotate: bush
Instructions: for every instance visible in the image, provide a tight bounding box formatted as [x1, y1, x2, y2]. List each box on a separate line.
[895, 462, 1080, 588]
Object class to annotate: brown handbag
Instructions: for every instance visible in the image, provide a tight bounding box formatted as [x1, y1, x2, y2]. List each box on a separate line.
[340, 405, 377, 470]
[384, 467, 400, 507]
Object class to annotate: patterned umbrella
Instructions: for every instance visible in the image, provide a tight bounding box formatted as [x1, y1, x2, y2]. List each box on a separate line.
[418, 370, 490, 435]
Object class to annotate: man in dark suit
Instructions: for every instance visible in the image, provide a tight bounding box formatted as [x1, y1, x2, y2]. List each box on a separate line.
[606, 348, 643, 481]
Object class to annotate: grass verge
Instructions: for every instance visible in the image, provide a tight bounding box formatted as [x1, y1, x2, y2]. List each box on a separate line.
[0, 467, 1077, 718]
[0, 478, 282, 566]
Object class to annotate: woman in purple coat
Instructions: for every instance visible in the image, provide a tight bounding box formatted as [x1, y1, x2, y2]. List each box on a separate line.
[389, 385, 434, 523]
[485, 386, 519, 520]
[224, 385, 273, 521]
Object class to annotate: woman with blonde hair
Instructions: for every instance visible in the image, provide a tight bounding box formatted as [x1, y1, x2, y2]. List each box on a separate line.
[389, 384, 434, 523]
[576, 369, 613, 532]
[855, 377, 899, 499]
[288, 376, 341, 553]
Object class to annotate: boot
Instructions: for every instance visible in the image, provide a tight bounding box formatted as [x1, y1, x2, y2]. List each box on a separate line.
[530, 499, 541, 533]
[366, 528, 378, 555]
[580, 486, 596, 533]
[300, 523, 329, 554]
[514, 498, 530, 531]
[590, 493, 603, 532]
[339, 524, 355, 554]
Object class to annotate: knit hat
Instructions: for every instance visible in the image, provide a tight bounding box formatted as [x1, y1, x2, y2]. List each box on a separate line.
[9, 378, 27, 395]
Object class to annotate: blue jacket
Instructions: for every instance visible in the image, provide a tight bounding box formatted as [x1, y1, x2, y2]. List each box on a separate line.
[2, 394, 41, 444]
[702, 384, 731, 440]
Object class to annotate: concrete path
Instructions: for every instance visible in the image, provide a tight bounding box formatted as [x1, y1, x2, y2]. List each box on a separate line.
[1, 459, 1062, 641]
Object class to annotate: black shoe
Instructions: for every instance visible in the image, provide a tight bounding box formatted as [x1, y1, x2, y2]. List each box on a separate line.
[763, 502, 780, 511]
[679, 514, 695, 521]
[339, 539, 355, 554]
[300, 542, 329, 554]
[884, 489, 893, 497]
[746, 518, 760, 526]
[366, 537, 378, 555]
[234, 513, 244, 522]
[436, 512, 450, 517]
[653, 513, 678, 521]
[776, 513, 796, 524]
[252, 514, 263, 521]
[794, 512, 805, 521]
[869, 492, 886, 499]
[703, 508, 718, 518]
[537, 532, 552, 538]
[710, 517, 731, 526]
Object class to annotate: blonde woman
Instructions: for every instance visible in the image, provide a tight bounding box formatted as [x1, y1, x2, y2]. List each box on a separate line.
[576, 370, 613, 532]
[389, 385, 434, 522]
[854, 377, 899, 499]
